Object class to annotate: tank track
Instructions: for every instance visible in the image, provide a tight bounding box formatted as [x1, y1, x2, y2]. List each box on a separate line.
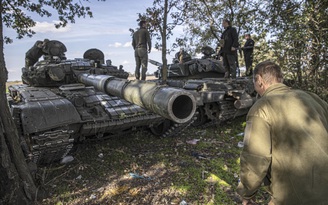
[217, 100, 237, 121]
[30, 130, 75, 165]
[11, 107, 74, 165]
[162, 112, 198, 137]
[201, 100, 237, 128]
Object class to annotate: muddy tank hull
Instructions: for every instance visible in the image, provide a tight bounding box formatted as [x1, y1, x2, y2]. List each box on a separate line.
[149, 52, 256, 126]
[8, 84, 164, 164]
[8, 39, 199, 165]
[162, 78, 255, 126]
[8, 76, 197, 165]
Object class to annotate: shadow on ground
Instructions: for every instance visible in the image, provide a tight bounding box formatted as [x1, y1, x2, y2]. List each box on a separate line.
[37, 117, 269, 205]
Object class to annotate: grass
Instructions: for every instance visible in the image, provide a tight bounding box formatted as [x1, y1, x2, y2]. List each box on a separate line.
[35, 116, 272, 205]
[6, 80, 268, 204]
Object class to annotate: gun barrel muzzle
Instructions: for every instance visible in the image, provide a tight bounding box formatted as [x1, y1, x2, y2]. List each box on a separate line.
[78, 74, 196, 123]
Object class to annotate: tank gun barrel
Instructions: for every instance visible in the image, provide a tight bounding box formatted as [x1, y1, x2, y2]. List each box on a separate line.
[149, 59, 163, 67]
[78, 74, 196, 124]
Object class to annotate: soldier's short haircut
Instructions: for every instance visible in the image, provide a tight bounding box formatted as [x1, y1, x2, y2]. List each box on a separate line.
[139, 20, 146, 27]
[254, 61, 283, 84]
[35, 40, 43, 47]
[223, 19, 231, 26]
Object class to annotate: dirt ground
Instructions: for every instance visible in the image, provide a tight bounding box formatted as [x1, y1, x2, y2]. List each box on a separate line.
[36, 118, 269, 205]
[6, 78, 269, 204]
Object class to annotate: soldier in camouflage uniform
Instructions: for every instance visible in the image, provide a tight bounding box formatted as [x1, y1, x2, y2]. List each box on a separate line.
[132, 20, 151, 80]
[237, 61, 328, 205]
[242, 34, 255, 76]
[25, 39, 49, 68]
[174, 48, 191, 64]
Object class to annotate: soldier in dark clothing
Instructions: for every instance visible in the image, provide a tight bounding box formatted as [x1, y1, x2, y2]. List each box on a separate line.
[242, 34, 255, 76]
[220, 19, 239, 79]
[25, 39, 49, 68]
[132, 20, 152, 80]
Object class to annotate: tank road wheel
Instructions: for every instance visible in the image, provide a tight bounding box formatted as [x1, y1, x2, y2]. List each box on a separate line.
[151, 112, 197, 138]
[161, 111, 198, 138]
[150, 119, 172, 136]
[204, 102, 221, 121]
[192, 107, 208, 127]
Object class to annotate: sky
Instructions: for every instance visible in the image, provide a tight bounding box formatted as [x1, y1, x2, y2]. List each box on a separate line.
[4, 0, 182, 81]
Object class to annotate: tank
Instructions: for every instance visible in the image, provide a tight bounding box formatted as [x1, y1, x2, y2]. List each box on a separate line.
[7, 40, 196, 165]
[151, 46, 226, 79]
[149, 46, 256, 127]
[21, 40, 129, 86]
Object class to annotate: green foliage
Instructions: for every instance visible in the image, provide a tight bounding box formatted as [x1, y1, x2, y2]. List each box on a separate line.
[178, 0, 267, 54]
[144, 0, 327, 98]
[134, 0, 184, 53]
[266, 0, 328, 100]
[132, 0, 187, 82]
[1, 0, 103, 43]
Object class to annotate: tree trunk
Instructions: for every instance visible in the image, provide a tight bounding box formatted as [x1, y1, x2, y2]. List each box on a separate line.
[295, 41, 303, 86]
[0, 4, 36, 204]
[161, 0, 168, 84]
[0, 121, 32, 205]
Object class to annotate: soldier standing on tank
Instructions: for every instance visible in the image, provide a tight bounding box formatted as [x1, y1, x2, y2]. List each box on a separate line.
[175, 48, 191, 63]
[242, 34, 255, 76]
[25, 39, 49, 68]
[220, 19, 239, 79]
[132, 20, 151, 80]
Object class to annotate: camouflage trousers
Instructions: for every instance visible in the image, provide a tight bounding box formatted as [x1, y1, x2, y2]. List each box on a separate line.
[244, 52, 253, 76]
[222, 53, 237, 78]
[134, 47, 148, 80]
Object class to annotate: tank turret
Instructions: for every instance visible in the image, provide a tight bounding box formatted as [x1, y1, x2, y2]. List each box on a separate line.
[149, 46, 256, 126]
[151, 46, 226, 79]
[21, 40, 129, 87]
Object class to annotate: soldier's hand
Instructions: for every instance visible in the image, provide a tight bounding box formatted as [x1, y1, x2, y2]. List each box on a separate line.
[242, 198, 257, 205]
[231, 47, 236, 51]
[242, 198, 250, 205]
[148, 49, 151, 53]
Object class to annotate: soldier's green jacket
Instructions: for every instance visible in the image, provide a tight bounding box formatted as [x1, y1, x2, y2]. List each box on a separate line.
[237, 83, 328, 205]
[25, 41, 45, 66]
[132, 28, 151, 50]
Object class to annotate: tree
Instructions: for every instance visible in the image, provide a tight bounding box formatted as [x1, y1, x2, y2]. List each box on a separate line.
[266, 0, 328, 99]
[136, 0, 184, 83]
[177, 0, 327, 100]
[180, 0, 266, 55]
[0, 1, 100, 204]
